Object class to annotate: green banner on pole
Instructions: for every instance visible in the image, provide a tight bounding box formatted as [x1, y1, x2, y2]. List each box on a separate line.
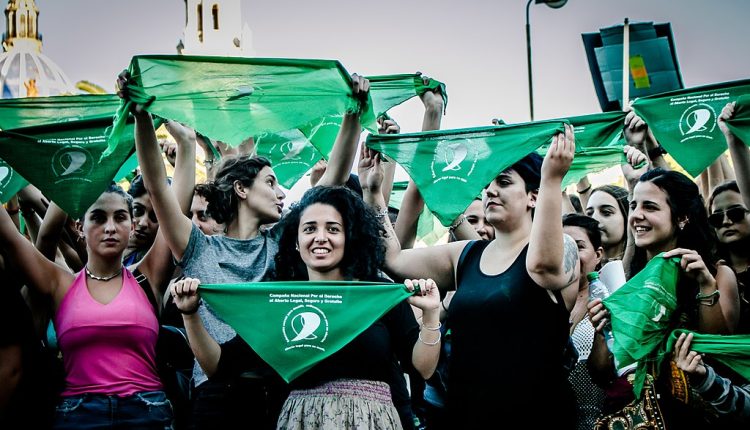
[199, 281, 412, 383]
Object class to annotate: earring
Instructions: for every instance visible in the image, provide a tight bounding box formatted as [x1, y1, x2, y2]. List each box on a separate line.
[295, 243, 299, 251]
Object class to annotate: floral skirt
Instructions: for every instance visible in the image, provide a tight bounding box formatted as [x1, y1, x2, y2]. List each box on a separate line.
[276, 379, 403, 430]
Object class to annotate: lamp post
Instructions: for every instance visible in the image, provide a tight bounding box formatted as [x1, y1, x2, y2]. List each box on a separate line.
[525, 0, 568, 121]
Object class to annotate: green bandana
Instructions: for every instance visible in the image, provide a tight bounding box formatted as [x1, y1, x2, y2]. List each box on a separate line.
[0, 94, 121, 130]
[632, 79, 750, 177]
[0, 117, 143, 218]
[388, 181, 449, 245]
[603, 254, 681, 397]
[0, 158, 28, 204]
[254, 73, 447, 188]
[667, 329, 750, 383]
[537, 112, 627, 187]
[107, 56, 381, 159]
[367, 122, 565, 226]
[199, 281, 412, 383]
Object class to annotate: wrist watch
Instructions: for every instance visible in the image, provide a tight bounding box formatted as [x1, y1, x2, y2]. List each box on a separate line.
[647, 145, 667, 159]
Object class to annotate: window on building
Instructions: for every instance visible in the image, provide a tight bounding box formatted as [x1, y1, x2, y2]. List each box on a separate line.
[212, 4, 219, 30]
[19, 14, 26, 38]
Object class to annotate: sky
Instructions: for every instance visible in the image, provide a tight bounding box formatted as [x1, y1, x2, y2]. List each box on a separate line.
[29, 0, 750, 194]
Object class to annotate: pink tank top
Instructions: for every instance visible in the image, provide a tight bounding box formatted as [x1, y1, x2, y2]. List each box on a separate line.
[54, 269, 163, 397]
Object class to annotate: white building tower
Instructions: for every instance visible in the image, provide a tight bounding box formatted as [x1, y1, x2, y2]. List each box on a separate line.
[178, 0, 253, 56]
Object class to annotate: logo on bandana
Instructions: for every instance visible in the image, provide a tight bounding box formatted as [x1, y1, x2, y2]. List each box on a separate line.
[51, 146, 93, 183]
[0, 160, 14, 190]
[430, 139, 477, 184]
[283, 304, 329, 351]
[679, 103, 716, 142]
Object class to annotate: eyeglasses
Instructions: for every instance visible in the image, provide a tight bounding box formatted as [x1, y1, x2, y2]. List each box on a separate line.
[708, 207, 749, 228]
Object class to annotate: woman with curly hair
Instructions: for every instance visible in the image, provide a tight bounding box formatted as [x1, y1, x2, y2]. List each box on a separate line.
[172, 186, 440, 429]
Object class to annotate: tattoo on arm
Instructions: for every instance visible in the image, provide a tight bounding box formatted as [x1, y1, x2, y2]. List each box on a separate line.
[563, 234, 578, 284]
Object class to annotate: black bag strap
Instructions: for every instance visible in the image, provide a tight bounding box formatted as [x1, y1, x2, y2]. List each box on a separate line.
[133, 268, 159, 317]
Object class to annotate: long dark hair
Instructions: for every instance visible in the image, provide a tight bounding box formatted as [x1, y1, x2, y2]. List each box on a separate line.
[273, 186, 386, 281]
[629, 169, 715, 278]
[202, 155, 272, 225]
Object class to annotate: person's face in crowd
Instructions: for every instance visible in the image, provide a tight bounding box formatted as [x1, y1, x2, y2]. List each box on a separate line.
[82, 192, 133, 259]
[244, 166, 286, 224]
[464, 199, 494, 241]
[586, 191, 626, 248]
[710, 190, 750, 245]
[190, 193, 224, 235]
[564, 225, 603, 279]
[629, 181, 678, 254]
[131, 194, 159, 249]
[297, 203, 345, 279]
[483, 169, 535, 229]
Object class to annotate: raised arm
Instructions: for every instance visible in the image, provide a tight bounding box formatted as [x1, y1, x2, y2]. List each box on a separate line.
[359, 144, 463, 288]
[405, 279, 441, 380]
[134, 121, 198, 297]
[377, 116, 400, 206]
[118, 72, 193, 262]
[318, 74, 370, 187]
[527, 125, 580, 292]
[719, 102, 750, 209]
[35, 202, 69, 262]
[0, 205, 70, 300]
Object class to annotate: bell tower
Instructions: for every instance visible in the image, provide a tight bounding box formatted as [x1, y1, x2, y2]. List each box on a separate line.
[3, 0, 42, 52]
[178, 0, 253, 56]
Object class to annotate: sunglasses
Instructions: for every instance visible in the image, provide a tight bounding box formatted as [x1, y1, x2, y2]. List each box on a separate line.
[708, 206, 749, 228]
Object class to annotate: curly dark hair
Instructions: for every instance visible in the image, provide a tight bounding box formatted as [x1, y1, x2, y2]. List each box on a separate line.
[273, 186, 386, 281]
[629, 168, 715, 278]
[100, 182, 133, 218]
[202, 155, 272, 225]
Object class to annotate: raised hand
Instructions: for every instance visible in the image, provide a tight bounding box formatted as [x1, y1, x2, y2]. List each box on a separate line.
[662, 248, 715, 289]
[541, 123, 575, 182]
[377, 116, 400, 134]
[357, 142, 384, 193]
[171, 277, 202, 315]
[624, 107, 649, 148]
[405, 278, 441, 312]
[717, 102, 737, 138]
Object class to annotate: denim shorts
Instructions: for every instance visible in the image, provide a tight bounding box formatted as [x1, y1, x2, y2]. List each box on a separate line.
[53, 391, 173, 430]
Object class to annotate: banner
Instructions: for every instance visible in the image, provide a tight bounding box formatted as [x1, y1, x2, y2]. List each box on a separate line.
[632, 79, 750, 176]
[199, 281, 412, 383]
[367, 122, 565, 226]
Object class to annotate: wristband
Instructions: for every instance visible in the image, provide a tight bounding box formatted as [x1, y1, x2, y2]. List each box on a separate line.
[647, 145, 667, 160]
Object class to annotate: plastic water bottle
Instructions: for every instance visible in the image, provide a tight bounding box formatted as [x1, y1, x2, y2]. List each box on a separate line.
[587, 272, 616, 357]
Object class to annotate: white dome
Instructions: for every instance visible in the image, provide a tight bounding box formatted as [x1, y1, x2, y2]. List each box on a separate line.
[0, 41, 73, 98]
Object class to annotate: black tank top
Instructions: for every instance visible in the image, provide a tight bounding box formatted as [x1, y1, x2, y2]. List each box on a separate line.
[446, 240, 575, 428]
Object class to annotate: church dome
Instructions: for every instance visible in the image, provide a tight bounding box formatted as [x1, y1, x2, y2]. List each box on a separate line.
[0, 0, 73, 98]
[0, 48, 73, 97]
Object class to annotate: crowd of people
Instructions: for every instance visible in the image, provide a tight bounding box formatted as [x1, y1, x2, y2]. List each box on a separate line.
[0, 66, 749, 430]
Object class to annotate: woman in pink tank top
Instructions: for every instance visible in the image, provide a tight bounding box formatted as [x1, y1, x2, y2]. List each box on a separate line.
[0, 184, 173, 429]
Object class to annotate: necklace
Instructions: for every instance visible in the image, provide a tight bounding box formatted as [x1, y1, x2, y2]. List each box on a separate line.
[85, 265, 122, 282]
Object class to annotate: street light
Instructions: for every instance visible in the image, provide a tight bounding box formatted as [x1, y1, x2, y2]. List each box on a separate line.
[525, 0, 568, 121]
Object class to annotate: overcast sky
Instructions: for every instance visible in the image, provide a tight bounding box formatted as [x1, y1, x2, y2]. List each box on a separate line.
[30, 0, 750, 193]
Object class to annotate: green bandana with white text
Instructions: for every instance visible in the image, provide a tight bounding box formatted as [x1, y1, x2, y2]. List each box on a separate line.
[367, 122, 565, 226]
[632, 79, 750, 176]
[0, 118, 140, 218]
[199, 281, 412, 383]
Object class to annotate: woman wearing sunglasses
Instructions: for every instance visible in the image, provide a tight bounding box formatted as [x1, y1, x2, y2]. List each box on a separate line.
[709, 101, 750, 334]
